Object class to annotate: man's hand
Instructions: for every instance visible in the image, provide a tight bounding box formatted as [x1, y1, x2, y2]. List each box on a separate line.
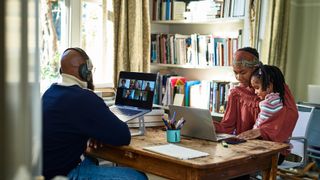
[237, 129, 261, 140]
[88, 138, 104, 149]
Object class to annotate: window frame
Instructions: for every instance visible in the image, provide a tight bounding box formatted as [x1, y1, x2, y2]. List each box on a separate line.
[64, 0, 114, 88]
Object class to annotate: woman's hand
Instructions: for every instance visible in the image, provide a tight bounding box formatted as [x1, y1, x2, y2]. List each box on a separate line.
[237, 129, 261, 140]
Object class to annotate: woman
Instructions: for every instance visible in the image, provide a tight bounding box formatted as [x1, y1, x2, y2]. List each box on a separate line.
[213, 47, 298, 144]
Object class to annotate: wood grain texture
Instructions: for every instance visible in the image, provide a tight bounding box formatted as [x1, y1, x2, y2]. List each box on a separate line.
[86, 128, 288, 180]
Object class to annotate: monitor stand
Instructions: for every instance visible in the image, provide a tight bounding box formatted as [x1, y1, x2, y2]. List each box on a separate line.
[130, 116, 145, 136]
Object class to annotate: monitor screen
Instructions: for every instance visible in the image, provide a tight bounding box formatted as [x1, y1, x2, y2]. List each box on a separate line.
[115, 71, 157, 109]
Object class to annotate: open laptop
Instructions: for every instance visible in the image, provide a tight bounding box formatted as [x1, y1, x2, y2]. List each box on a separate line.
[109, 71, 157, 122]
[169, 105, 235, 142]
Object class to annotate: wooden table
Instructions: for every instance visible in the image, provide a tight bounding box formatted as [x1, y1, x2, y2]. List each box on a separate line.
[86, 128, 288, 180]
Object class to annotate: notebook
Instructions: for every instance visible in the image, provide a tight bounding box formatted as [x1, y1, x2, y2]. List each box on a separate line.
[109, 71, 158, 122]
[144, 144, 209, 160]
[169, 105, 235, 142]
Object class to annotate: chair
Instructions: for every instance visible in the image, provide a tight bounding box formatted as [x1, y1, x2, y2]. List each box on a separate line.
[306, 105, 320, 166]
[306, 105, 320, 147]
[308, 146, 320, 168]
[277, 104, 315, 179]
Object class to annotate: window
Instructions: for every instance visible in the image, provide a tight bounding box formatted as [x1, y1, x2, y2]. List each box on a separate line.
[40, 0, 114, 93]
[80, 0, 114, 87]
[40, 0, 65, 93]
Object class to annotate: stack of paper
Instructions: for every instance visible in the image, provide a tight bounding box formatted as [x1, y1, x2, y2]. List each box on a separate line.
[144, 144, 209, 160]
[127, 108, 165, 128]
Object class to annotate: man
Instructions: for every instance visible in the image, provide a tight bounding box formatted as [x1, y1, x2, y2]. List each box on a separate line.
[42, 47, 147, 179]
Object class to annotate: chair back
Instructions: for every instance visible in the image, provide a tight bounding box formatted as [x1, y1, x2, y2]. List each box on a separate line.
[290, 104, 315, 166]
[292, 105, 315, 137]
[306, 106, 320, 147]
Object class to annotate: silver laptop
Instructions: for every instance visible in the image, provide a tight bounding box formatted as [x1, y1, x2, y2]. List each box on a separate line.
[169, 105, 235, 142]
[109, 71, 157, 122]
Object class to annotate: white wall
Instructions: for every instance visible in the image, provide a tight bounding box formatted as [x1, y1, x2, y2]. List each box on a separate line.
[286, 0, 320, 102]
[0, 0, 41, 179]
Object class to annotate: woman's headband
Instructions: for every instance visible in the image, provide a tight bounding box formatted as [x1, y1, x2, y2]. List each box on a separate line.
[233, 50, 260, 68]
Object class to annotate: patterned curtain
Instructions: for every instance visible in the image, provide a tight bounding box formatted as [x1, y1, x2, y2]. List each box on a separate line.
[113, 0, 151, 84]
[261, 0, 290, 75]
[249, 0, 261, 48]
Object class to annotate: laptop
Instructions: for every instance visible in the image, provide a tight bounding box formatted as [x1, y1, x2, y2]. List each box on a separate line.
[169, 105, 235, 142]
[109, 71, 157, 122]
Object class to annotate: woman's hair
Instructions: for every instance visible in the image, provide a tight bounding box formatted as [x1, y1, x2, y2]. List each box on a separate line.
[238, 47, 259, 59]
[233, 47, 260, 67]
[251, 63, 285, 102]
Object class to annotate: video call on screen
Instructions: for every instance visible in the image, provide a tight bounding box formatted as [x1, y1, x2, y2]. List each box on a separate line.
[118, 78, 155, 102]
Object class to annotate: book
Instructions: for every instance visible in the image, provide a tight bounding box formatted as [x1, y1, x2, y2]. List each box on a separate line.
[189, 81, 210, 109]
[143, 144, 209, 160]
[165, 0, 171, 20]
[127, 115, 164, 128]
[95, 87, 115, 97]
[172, 1, 186, 20]
[232, 0, 245, 17]
[162, 76, 186, 106]
[127, 108, 165, 128]
[184, 80, 201, 106]
[173, 93, 184, 106]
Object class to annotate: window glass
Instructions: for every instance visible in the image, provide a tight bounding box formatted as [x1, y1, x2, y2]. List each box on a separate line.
[40, 0, 65, 93]
[81, 0, 114, 87]
[40, 0, 114, 93]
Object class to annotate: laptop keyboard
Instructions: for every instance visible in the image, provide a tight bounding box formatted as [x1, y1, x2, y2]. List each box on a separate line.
[111, 108, 141, 116]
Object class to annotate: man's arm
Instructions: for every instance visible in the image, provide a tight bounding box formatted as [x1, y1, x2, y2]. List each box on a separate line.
[77, 92, 131, 146]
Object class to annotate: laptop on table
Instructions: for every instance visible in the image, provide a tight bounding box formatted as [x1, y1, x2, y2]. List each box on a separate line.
[110, 71, 157, 122]
[169, 105, 236, 142]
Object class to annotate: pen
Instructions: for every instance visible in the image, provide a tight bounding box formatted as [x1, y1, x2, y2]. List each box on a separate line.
[221, 140, 228, 148]
[170, 111, 176, 125]
[162, 116, 171, 129]
[176, 118, 185, 129]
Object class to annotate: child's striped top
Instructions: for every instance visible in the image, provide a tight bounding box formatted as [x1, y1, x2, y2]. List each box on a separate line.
[254, 93, 283, 128]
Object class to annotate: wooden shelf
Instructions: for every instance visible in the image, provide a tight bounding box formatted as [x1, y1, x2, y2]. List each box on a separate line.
[151, 18, 244, 25]
[151, 63, 233, 69]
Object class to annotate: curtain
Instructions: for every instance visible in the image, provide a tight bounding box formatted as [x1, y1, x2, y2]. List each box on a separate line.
[261, 0, 290, 74]
[113, 0, 151, 84]
[249, 0, 261, 48]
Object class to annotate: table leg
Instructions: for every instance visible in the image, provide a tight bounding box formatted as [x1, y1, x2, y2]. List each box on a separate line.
[262, 154, 278, 180]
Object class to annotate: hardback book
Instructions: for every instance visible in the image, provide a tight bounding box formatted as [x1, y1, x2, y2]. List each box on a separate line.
[95, 87, 115, 97]
[127, 107, 165, 128]
[127, 116, 164, 128]
[184, 80, 201, 106]
[172, 1, 186, 20]
[127, 108, 165, 128]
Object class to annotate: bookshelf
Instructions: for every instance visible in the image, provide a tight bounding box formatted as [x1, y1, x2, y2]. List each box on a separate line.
[150, 0, 249, 117]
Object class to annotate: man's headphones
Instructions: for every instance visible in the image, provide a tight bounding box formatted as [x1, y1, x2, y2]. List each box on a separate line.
[61, 47, 92, 82]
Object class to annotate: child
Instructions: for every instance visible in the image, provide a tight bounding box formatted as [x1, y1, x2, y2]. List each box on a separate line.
[250, 64, 285, 128]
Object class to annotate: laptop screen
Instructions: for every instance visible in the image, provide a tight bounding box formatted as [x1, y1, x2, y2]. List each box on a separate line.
[115, 71, 157, 110]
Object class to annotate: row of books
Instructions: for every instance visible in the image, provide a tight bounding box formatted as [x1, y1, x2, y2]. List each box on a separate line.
[151, 0, 246, 21]
[152, 0, 187, 21]
[151, 32, 241, 67]
[153, 74, 237, 114]
[185, 0, 223, 20]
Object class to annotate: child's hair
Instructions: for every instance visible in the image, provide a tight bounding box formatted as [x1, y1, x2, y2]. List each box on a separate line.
[251, 63, 285, 102]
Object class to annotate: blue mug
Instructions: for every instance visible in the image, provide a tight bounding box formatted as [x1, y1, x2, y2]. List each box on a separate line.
[166, 129, 181, 143]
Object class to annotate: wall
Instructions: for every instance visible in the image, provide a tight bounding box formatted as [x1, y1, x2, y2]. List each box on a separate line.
[0, 0, 41, 179]
[286, 0, 320, 102]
